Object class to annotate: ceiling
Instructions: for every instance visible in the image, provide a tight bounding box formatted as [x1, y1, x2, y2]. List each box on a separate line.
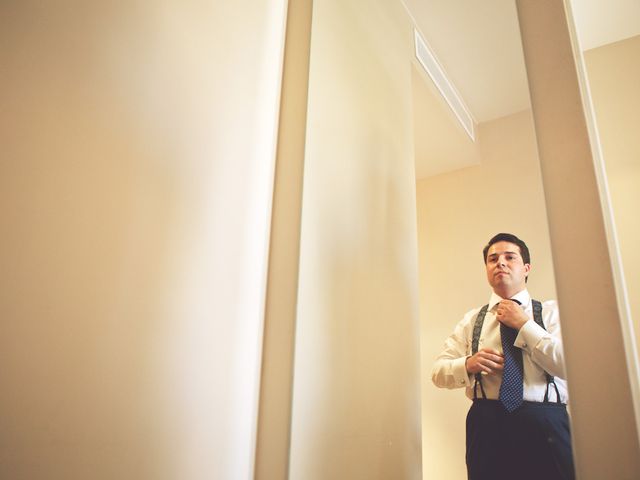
[570, 0, 640, 51]
[405, 0, 640, 123]
[405, 0, 529, 124]
[408, 0, 640, 178]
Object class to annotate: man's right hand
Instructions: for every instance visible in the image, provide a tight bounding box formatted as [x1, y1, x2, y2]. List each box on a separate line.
[465, 348, 504, 375]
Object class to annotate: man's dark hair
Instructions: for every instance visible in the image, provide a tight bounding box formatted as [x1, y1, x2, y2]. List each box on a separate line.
[482, 233, 531, 265]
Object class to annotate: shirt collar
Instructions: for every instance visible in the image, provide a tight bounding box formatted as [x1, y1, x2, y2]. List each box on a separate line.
[488, 289, 531, 311]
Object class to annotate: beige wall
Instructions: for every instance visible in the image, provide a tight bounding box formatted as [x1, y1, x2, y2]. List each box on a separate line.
[0, 1, 286, 479]
[417, 110, 557, 479]
[584, 35, 640, 349]
[288, 0, 423, 478]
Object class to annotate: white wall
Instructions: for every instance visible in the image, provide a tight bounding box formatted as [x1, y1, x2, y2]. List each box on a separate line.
[288, 0, 423, 478]
[0, 1, 286, 478]
[417, 110, 557, 479]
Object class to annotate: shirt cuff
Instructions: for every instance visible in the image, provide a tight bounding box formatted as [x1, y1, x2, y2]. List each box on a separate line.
[515, 319, 546, 353]
[452, 356, 473, 387]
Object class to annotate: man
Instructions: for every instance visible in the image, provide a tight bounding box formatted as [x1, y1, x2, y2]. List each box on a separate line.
[432, 233, 574, 480]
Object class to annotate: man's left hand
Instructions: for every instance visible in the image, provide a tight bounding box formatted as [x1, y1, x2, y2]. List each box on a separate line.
[496, 300, 528, 330]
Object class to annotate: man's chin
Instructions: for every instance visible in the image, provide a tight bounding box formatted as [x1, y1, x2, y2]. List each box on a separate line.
[490, 279, 510, 290]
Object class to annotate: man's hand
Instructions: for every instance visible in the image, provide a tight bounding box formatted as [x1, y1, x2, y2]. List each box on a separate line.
[466, 348, 504, 375]
[495, 300, 528, 330]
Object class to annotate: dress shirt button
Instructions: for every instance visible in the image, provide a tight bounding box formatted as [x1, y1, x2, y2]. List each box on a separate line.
[522, 343, 527, 348]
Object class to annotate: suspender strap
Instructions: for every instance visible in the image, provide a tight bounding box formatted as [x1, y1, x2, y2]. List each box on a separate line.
[471, 305, 489, 400]
[532, 299, 562, 404]
[471, 299, 561, 404]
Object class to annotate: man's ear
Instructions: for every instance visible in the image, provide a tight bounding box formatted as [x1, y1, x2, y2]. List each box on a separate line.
[524, 263, 531, 277]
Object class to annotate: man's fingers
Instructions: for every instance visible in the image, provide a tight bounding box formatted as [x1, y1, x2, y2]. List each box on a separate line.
[467, 349, 506, 374]
[488, 361, 503, 371]
[485, 354, 504, 364]
[479, 348, 502, 356]
[478, 357, 504, 372]
[478, 350, 504, 364]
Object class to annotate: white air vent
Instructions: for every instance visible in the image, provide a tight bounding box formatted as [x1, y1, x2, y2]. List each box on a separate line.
[414, 29, 476, 141]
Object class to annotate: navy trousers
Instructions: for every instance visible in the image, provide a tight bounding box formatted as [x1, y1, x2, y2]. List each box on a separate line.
[466, 400, 575, 480]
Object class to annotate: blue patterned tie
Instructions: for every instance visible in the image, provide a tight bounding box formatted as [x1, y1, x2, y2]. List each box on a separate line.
[499, 300, 523, 412]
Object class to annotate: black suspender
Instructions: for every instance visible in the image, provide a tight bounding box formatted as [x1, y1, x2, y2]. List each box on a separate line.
[531, 300, 561, 403]
[471, 299, 561, 403]
[471, 304, 489, 400]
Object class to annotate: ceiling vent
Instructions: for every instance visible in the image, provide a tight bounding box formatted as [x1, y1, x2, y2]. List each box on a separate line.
[414, 29, 476, 141]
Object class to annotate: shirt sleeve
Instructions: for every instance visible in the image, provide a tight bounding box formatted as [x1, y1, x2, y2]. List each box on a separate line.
[514, 300, 567, 379]
[431, 311, 475, 389]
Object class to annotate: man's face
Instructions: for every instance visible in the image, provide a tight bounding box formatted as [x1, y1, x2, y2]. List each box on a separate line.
[485, 241, 531, 295]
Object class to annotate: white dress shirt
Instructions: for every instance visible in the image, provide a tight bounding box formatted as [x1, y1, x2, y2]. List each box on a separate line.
[431, 289, 568, 403]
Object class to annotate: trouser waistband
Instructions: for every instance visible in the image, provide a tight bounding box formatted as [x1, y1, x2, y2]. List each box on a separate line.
[472, 399, 567, 409]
